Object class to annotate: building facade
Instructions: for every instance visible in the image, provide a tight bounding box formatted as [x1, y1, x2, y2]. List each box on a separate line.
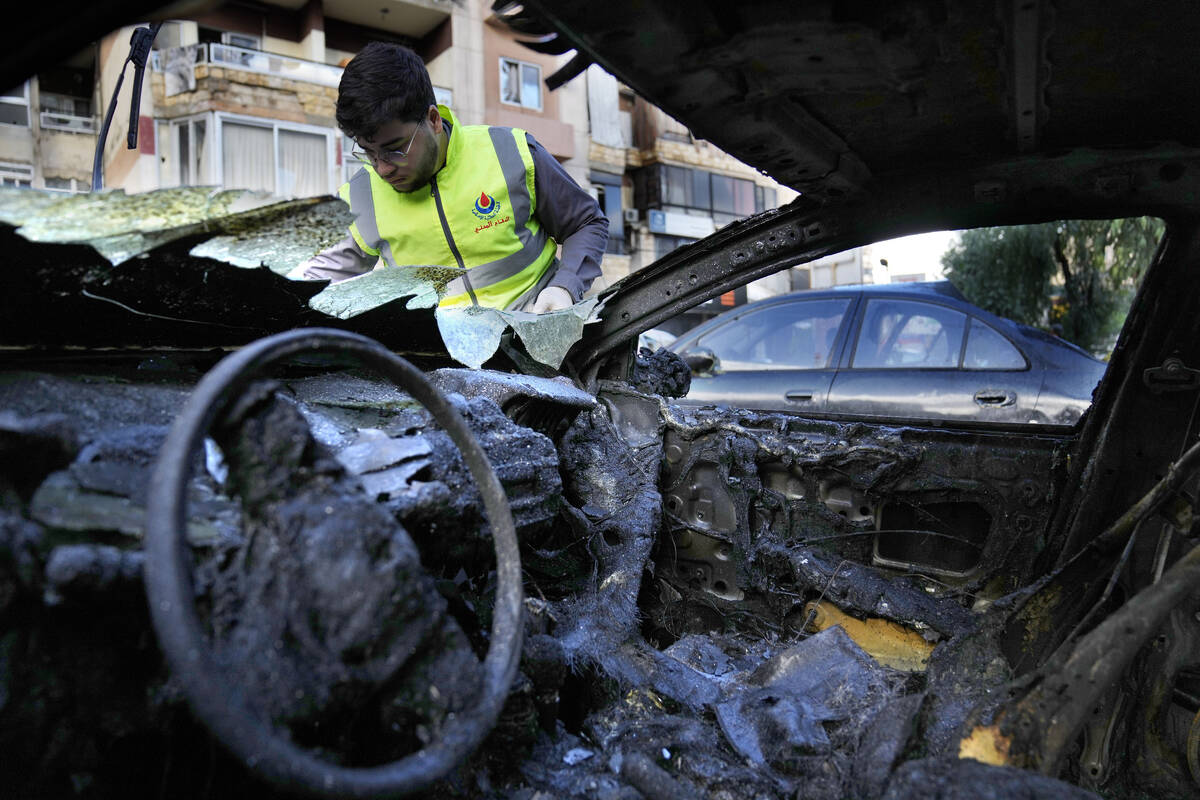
[2, 0, 799, 308]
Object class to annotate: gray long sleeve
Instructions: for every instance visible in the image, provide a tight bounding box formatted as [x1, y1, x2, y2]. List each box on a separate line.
[292, 234, 377, 282]
[526, 134, 609, 300]
[294, 130, 609, 299]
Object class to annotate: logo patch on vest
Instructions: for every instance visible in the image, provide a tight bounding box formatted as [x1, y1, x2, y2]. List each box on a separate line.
[471, 190, 511, 234]
[471, 191, 502, 221]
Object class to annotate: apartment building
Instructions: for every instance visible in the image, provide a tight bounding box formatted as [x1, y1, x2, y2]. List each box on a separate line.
[0, 44, 97, 192]
[1, 0, 794, 308]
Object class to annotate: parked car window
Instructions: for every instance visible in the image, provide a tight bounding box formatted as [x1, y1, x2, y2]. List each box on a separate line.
[964, 319, 1026, 369]
[695, 298, 850, 371]
[853, 299, 967, 368]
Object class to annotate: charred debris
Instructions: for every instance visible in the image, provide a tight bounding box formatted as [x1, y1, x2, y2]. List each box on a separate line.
[2, 223, 1199, 798]
[1, 0, 1197, 793]
[0, 182, 1195, 798]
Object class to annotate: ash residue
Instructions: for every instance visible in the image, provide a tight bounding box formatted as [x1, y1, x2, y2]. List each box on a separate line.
[512, 627, 910, 800]
[206, 384, 482, 756]
[0, 357, 1141, 799]
[881, 757, 1101, 799]
[374, 393, 563, 570]
[43, 544, 144, 605]
[914, 606, 1021, 757]
[631, 346, 691, 398]
[550, 401, 662, 665]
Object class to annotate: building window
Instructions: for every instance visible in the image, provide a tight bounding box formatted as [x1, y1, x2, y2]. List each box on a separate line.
[39, 91, 95, 133]
[0, 161, 32, 187]
[711, 173, 756, 217]
[168, 117, 209, 187]
[755, 185, 776, 213]
[277, 128, 327, 197]
[659, 113, 692, 144]
[165, 114, 335, 198]
[219, 117, 333, 198]
[591, 179, 626, 255]
[40, 92, 89, 116]
[654, 234, 698, 260]
[220, 31, 261, 50]
[499, 57, 542, 111]
[44, 176, 83, 193]
[202, 29, 265, 70]
[0, 82, 30, 127]
[642, 163, 778, 227]
[38, 60, 94, 132]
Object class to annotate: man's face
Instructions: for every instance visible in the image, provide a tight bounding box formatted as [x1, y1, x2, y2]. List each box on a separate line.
[358, 107, 442, 194]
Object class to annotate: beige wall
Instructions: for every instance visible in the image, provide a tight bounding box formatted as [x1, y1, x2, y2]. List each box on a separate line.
[263, 36, 307, 61]
[553, 53, 590, 186]
[446, 3, 486, 126]
[96, 28, 142, 189]
[39, 131, 94, 181]
[425, 48, 456, 105]
[0, 124, 34, 164]
[480, 5, 578, 162]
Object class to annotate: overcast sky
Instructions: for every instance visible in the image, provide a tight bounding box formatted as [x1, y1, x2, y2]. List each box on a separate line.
[870, 230, 959, 282]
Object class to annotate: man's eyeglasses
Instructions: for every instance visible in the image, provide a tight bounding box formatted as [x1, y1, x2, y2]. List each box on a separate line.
[351, 119, 425, 167]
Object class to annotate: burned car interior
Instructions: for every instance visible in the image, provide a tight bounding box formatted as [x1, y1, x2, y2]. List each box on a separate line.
[4, 1, 1200, 798]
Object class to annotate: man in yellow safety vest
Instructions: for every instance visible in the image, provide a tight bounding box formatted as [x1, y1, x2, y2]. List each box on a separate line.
[297, 42, 609, 313]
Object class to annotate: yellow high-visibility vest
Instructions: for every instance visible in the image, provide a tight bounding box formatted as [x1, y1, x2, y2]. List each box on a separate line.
[340, 105, 558, 309]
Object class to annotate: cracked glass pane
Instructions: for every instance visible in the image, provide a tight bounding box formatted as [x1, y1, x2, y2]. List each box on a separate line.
[0, 186, 290, 264]
[509, 299, 600, 368]
[305, 265, 453, 317]
[0, 185, 600, 371]
[436, 298, 601, 369]
[188, 197, 354, 275]
[435, 304, 513, 370]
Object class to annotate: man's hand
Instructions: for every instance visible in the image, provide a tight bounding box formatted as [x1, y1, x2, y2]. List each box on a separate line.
[528, 286, 574, 314]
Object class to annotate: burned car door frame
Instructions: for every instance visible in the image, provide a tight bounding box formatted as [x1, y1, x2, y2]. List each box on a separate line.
[567, 152, 1200, 596]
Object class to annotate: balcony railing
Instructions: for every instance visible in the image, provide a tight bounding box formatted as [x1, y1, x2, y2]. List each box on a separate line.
[39, 111, 95, 134]
[152, 43, 343, 88]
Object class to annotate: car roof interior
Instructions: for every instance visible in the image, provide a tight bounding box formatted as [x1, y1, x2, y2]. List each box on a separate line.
[502, 1, 1200, 209]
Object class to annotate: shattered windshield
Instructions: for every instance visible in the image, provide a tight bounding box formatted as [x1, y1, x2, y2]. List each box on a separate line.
[0, 185, 600, 370]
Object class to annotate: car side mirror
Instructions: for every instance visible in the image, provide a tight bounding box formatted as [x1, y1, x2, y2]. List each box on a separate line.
[684, 348, 718, 374]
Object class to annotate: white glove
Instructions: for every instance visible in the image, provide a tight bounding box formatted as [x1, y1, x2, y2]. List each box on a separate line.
[528, 286, 573, 314]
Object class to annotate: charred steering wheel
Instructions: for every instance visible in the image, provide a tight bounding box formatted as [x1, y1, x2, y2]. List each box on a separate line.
[143, 328, 523, 798]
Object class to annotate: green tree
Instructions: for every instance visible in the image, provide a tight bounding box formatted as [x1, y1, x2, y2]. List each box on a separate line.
[941, 218, 1164, 356]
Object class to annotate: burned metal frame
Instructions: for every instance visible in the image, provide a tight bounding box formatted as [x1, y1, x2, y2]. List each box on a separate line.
[1002, 220, 1200, 672]
[569, 152, 1200, 387]
[962, 436, 1200, 776]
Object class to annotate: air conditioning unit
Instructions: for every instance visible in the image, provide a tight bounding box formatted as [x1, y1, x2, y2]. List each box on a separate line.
[622, 207, 640, 225]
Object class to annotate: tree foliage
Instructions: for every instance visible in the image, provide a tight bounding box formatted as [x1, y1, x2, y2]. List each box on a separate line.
[940, 218, 1164, 355]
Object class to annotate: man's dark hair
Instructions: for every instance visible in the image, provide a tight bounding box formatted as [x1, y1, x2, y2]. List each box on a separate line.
[336, 42, 436, 141]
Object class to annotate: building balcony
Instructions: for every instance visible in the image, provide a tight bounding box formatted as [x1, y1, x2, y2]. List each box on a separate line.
[150, 43, 342, 128]
[152, 43, 344, 92]
[39, 111, 95, 134]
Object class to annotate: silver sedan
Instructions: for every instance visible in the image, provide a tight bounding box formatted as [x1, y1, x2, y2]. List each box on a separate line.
[669, 282, 1107, 427]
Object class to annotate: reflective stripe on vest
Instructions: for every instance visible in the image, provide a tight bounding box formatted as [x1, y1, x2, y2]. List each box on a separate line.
[345, 171, 395, 267]
[341, 106, 557, 310]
